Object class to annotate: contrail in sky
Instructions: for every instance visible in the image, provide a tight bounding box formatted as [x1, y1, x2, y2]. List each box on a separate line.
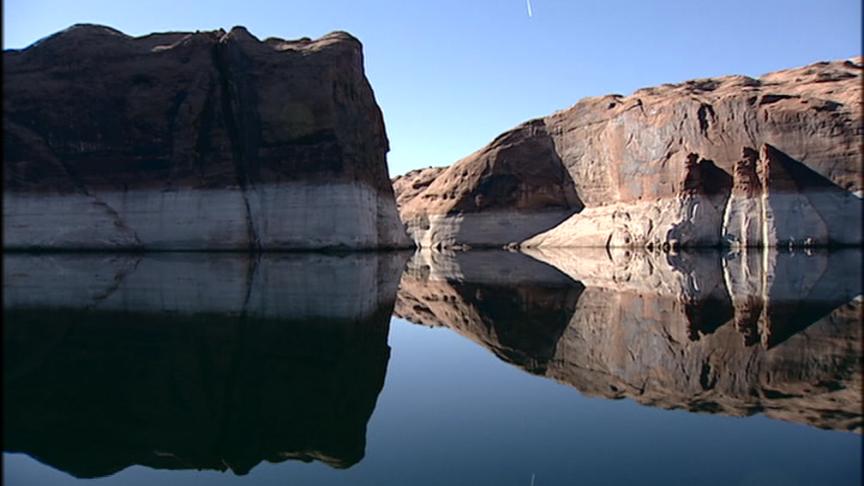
[526, 0, 533, 17]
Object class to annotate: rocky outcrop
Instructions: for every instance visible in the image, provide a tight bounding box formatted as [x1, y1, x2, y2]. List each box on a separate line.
[3, 252, 407, 477]
[393, 120, 582, 249]
[394, 249, 863, 431]
[395, 58, 863, 249]
[393, 166, 447, 209]
[3, 24, 409, 250]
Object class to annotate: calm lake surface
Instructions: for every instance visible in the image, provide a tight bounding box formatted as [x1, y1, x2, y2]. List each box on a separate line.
[3, 249, 862, 485]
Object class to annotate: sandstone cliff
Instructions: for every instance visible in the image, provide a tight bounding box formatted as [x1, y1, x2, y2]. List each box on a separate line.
[395, 58, 863, 249]
[394, 250, 863, 431]
[3, 24, 410, 250]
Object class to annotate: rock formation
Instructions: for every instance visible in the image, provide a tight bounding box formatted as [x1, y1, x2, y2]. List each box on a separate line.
[394, 58, 863, 249]
[393, 121, 582, 249]
[3, 252, 406, 477]
[3, 24, 409, 250]
[394, 249, 863, 431]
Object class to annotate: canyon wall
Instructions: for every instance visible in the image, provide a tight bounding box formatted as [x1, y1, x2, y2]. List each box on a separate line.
[3, 24, 409, 250]
[394, 58, 863, 249]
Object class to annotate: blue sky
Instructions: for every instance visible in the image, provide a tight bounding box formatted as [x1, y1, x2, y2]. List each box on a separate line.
[4, 0, 861, 176]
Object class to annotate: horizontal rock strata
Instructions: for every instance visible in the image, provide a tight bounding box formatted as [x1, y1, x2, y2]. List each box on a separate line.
[395, 58, 863, 249]
[3, 24, 409, 250]
[395, 249, 863, 431]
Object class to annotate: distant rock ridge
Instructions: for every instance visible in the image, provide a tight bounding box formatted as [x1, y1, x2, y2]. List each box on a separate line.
[3, 24, 410, 250]
[394, 58, 863, 249]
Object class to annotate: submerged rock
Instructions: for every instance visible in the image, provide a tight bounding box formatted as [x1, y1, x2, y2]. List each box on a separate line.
[3, 24, 410, 250]
[395, 58, 863, 249]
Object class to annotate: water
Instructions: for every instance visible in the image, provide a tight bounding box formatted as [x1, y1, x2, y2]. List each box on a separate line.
[3, 249, 862, 485]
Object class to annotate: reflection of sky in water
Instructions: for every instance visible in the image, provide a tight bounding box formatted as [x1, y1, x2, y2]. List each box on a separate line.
[3, 251, 862, 485]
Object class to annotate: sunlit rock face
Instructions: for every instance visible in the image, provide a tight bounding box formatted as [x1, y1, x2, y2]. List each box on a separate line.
[2, 253, 407, 478]
[394, 58, 863, 249]
[395, 249, 863, 431]
[3, 24, 409, 250]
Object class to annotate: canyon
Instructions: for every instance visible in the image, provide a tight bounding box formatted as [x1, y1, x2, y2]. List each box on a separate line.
[394, 58, 863, 249]
[5, 26, 860, 251]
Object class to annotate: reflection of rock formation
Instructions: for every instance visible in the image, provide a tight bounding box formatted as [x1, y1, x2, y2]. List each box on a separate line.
[3, 253, 406, 478]
[395, 249, 863, 431]
[397, 250, 581, 372]
[721, 249, 863, 348]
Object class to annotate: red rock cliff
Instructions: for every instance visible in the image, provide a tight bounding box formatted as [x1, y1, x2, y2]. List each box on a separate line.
[395, 58, 863, 249]
[3, 24, 410, 250]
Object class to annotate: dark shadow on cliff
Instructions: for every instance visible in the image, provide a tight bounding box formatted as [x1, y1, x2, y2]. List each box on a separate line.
[449, 120, 584, 248]
[3, 252, 408, 478]
[761, 144, 863, 247]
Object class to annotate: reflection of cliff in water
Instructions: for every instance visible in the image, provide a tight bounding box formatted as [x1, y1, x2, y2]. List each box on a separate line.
[396, 249, 863, 432]
[3, 253, 407, 478]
